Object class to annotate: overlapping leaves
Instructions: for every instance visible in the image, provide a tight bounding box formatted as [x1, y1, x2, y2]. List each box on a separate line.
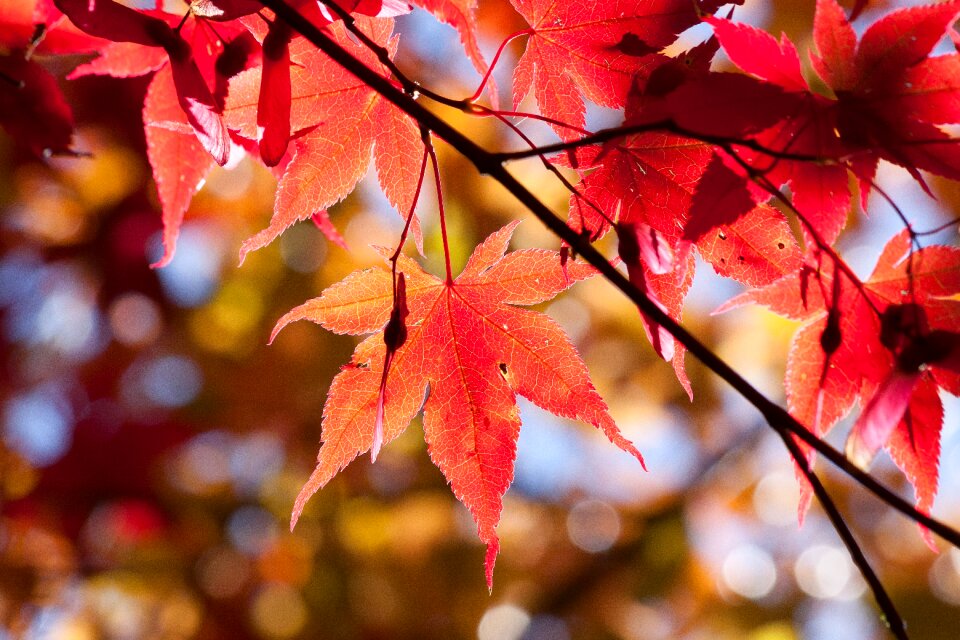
[718, 234, 960, 530]
[17, 0, 960, 588]
[510, 0, 698, 138]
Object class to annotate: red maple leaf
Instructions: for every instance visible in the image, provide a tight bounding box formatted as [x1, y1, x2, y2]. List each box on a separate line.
[814, 0, 960, 188]
[143, 64, 218, 270]
[50, 0, 257, 265]
[705, 15, 852, 246]
[222, 1, 415, 167]
[510, 0, 698, 138]
[566, 126, 800, 387]
[709, 0, 960, 247]
[53, 0, 232, 165]
[271, 222, 643, 587]
[225, 17, 423, 261]
[718, 232, 960, 530]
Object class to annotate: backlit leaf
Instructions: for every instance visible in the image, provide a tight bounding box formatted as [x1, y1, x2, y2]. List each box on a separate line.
[274, 224, 642, 588]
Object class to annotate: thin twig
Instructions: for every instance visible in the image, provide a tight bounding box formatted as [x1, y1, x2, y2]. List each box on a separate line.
[475, 105, 616, 230]
[491, 120, 825, 163]
[778, 430, 908, 639]
[317, 0, 592, 136]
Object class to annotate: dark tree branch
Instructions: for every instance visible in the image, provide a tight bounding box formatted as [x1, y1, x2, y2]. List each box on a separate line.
[778, 430, 908, 639]
[255, 0, 960, 554]
[257, 1, 959, 632]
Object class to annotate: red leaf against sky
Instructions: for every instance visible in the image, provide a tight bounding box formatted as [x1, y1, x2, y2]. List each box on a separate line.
[681, 152, 802, 287]
[226, 18, 423, 261]
[568, 132, 713, 245]
[704, 16, 806, 92]
[616, 221, 695, 397]
[56, 6, 253, 266]
[718, 232, 960, 526]
[271, 223, 643, 588]
[810, 0, 856, 90]
[571, 131, 802, 285]
[619, 39, 836, 263]
[510, 0, 697, 138]
[53, 0, 232, 166]
[166, 41, 231, 166]
[144, 64, 217, 269]
[705, 15, 852, 246]
[683, 153, 756, 244]
[566, 133, 704, 383]
[691, 200, 802, 288]
[811, 0, 960, 188]
[706, 3, 960, 249]
[846, 369, 922, 470]
[618, 222, 677, 363]
[641, 70, 800, 141]
[567, 124, 800, 383]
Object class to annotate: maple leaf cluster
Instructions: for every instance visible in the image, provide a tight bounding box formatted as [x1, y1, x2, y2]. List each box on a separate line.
[523, 0, 960, 536]
[2, 0, 959, 588]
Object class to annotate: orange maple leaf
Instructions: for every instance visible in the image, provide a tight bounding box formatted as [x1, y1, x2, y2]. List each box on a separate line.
[272, 222, 643, 587]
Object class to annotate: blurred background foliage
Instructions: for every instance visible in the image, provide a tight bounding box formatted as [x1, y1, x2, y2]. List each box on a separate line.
[2, 1, 960, 638]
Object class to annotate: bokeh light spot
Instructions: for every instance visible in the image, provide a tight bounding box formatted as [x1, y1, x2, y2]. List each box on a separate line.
[753, 471, 801, 527]
[157, 593, 202, 638]
[749, 621, 797, 640]
[798, 599, 877, 640]
[196, 547, 252, 599]
[279, 222, 328, 273]
[566, 500, 620, 553]
[546, 297, 590, 344]
[228, 506, 279, 556]
[618, 602, 674, 640]
[171, 431, 235, 493]
[794, 545, 864, 600]
[523, 615, 570, 640]
[930, 548, 960, 605]
[108, 293, 162, 347]
[150, 223, 225, 307]
[204, 155, 254, 200]
[477, 604, 530, 640]
[250, 583, 307, 639]
[230, 432, 286, 496]
[3, 387, 72, 466]
[37, 291, 95, 352]
[142, 355, 203, 408]
[721, 544, 777, 600]
[0, 249, 42, 307]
